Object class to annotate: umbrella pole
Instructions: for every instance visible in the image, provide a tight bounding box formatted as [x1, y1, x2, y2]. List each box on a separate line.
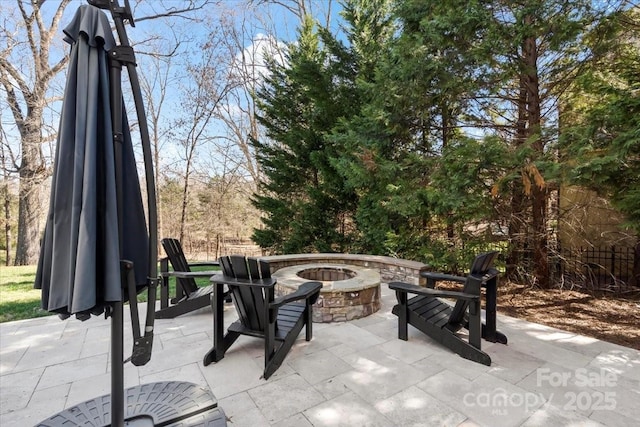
[97, 1, 131, 424]
[99, 0, 159, 364]
[88, 1, 158, 425]
[111, 301, 125, 427]
[108, 29, 127, 427]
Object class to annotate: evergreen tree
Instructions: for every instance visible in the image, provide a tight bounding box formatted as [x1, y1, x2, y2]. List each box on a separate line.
[251, 0, 632, 288]
[328, 0, 409, 255]
[251, 15, 360, 253]
[333, 0, 506, 266]
[561, 8, 640, 284]
[333, 0, 613, 282]
[486, 1, 618, 287]
[390, 0, 604, 284]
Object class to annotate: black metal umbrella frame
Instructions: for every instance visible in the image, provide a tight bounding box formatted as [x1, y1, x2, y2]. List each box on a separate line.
[36, 1, 226, 426]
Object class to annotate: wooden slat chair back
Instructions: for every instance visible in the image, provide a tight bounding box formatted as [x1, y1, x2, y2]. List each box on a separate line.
[447, 251, 499, 330]
[470, 251, 498, 274]
[163, 238, 199, 296]
[204, 255, 322, 379]
[220, 255, 271, 333]
[390, 251, 507, 365]
[156, 238, 222, 319]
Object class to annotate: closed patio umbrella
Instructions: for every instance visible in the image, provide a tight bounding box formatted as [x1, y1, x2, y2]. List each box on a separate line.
[35, 3, 149, 320]
[34, 2, 158, 425]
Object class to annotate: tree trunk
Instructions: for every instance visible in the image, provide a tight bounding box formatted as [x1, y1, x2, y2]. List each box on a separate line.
[1, 138, 12, 266]
[442, 103, 455, 242]
[1, 1, 72, 265]
[506, 75, 529, 280]
[633, 239, 640, 287]
[531, 184, 549, 287]
[15, 112, 46, 265]
[15, 179, 41, 265]
[179, 161, 191, 243]
[3, 180, 11, 266]
[154, 120, 164, 250]
[506, 186, 525, 280]
[523, 25, 550, 288]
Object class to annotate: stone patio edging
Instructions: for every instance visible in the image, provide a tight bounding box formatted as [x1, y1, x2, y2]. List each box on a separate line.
[260, 253, 429, 286]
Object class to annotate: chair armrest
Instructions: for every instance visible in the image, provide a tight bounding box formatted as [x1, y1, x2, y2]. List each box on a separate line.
[168, 270, 219, 279]
[389, 281, 479, 302]
[271, 281, 322, 309]
[187, 262, 220, 268]
[160, 260, 219, 278]
[421, 271, 466, 284]
[210, 273, 277, 288]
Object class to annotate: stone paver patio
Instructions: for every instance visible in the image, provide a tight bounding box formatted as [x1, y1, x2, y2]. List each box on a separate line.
[1, 283, 639, 426]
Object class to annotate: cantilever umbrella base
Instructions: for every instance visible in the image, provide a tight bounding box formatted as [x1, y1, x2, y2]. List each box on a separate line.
[35, 381, 227, 427]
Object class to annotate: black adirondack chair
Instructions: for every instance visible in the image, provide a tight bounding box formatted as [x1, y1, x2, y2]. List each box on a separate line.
[203, 255, 322, 379]
[156, 238, 226, 319]
[389, 251, 507, 365]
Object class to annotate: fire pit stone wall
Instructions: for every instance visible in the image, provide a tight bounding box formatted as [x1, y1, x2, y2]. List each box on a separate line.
[262, 254, 430, 323]
[262, 253, 429, 286]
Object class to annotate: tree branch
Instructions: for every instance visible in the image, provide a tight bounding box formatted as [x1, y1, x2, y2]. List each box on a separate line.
[16, 0, 38, 76]
[135, 1, 217, 24]
[43, 55, 70, 84]
[0, 65, 26, 136]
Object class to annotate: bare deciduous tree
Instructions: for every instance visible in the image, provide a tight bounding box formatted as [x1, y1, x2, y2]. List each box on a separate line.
[1, 0, 71, 265]
[170, 22, 239, 242]
[214, 6, 287, 185]
[138, 32, 183, 242]
[251, 0, 336, 28]
[0, 0, 216, 265]
[1, 119, 14, 266]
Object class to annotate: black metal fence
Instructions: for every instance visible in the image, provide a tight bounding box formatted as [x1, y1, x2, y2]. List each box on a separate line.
[181, 238, 263, 260]
[179, 239, 638, 293]
[557, 246, 637, 293]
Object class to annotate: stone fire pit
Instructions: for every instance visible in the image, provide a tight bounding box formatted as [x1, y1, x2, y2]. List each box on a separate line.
[273, 263, 381, 322]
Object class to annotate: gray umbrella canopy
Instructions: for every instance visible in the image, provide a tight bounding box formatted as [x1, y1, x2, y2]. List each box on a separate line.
[35, 5, 149, 320]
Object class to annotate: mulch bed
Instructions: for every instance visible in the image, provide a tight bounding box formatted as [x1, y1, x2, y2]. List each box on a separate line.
[497, 282, 640, 350]
[433, 280, 640, 350]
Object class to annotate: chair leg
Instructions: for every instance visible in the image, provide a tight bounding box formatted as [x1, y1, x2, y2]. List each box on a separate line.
[264, 316, 305, 380]
[263, 306, 277, 378]
[204, 283, 240, 366]
[442, 332, 492, 366]
[397, 291, 408, 341]
[494, 330, 508, 345]
[482, 324, 508, 344]
[203, 331, 240, 366]
[468, 299, 481, 350]
[304, 302, 313, 341]
[160, 258, 169, 309]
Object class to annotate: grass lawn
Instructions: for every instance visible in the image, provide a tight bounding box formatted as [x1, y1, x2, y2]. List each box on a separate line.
[0, 265, 50, 322]
[0, 263, 216, 323]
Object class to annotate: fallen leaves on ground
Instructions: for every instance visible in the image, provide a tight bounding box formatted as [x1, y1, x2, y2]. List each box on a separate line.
[497, 282, 640, 350]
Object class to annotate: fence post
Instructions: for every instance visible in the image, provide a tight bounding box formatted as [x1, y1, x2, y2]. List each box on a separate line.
[611, 245, 616, 278]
